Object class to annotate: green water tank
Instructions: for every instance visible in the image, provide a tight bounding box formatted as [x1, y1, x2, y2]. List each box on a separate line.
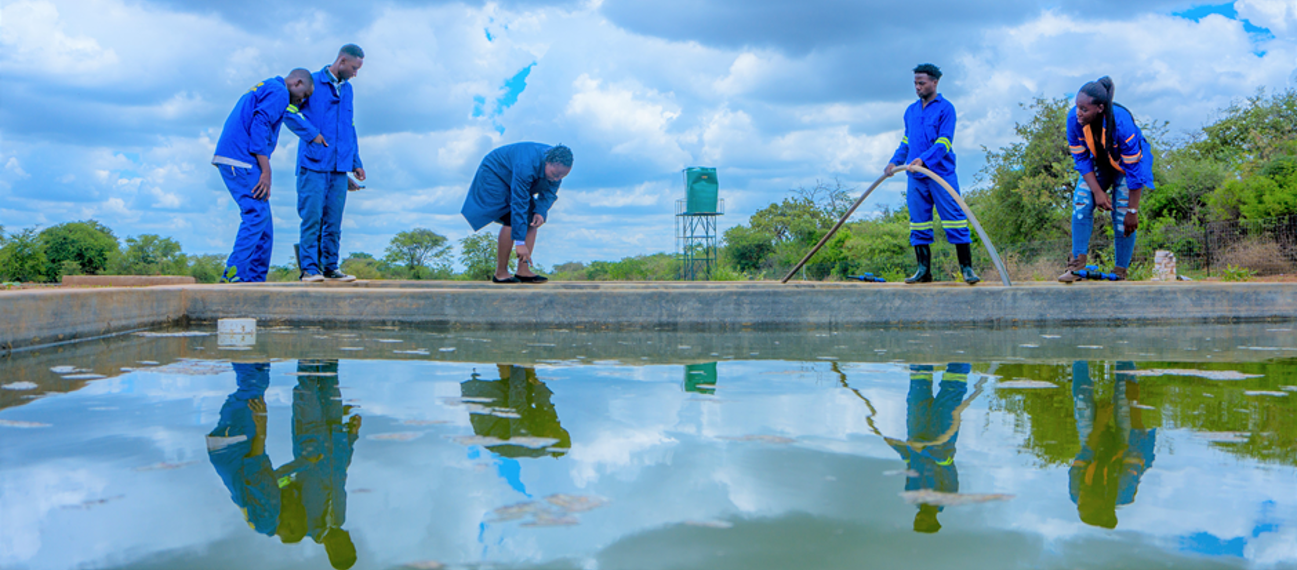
[683, 167, 719, 214]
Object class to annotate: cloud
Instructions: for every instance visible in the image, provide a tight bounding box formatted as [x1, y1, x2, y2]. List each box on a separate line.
[1237, 0, 1297, 34]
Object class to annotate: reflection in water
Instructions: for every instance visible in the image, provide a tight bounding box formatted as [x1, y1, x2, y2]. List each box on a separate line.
[889, 363, 970, 534]
[206, 360, 362, 570]
[1069, 361, 1156, 529]
[684, 362, 718, 394]
[461, 365, 571, 458]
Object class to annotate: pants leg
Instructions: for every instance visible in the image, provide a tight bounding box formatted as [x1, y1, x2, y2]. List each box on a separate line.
[249, 219, 274, 282]
[297, 169, 327, 275]
[929, 175, 971, 245]
[221, 164, 272, 283]
[1071, 177, 1096, 258]
[319, 173, 349, 273]
[906, 177, 935, 246]
[1110, 177, 1136, 268]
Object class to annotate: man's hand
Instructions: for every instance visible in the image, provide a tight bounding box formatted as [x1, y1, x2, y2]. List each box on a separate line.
[515, 243, 531, 265]
[531, 213, 546, 228]
[1093, 190, 1113, 212]
[311, 134, 328, 146]
[884, 163, 898, 176]
[252, 171, 272, 200]
[249, 398, 267, 428]
[1123, 211, 1139, 237]
[347, 177, 361, 192]
[909, 158, 925, 170]
[353, 167, 366, 182]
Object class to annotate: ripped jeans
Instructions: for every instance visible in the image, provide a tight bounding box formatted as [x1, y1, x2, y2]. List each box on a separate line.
[1072, 175, 1136, 268]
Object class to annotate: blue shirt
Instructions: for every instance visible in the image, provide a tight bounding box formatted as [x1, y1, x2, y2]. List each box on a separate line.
[1067, 105, 1155, 191]
[461, 142, 562, 243]
[890, 94, 957, 179]
[213, 77, 309, 168]
[292, 66, 363, 173]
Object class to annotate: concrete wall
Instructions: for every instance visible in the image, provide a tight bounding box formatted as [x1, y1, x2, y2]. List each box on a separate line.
[0, 287, 187, 354]
[3, 282, 1295, 354]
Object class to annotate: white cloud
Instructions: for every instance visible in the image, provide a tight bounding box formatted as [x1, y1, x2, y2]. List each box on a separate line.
[1237, 0, 1297, 35]
[0, 0, 118, 75]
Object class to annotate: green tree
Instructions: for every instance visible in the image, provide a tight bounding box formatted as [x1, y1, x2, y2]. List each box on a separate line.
[341, 253, 384, 280]
[0, 227, 51, 282]
[114, 234, 184, 275]
[722, 225, 776, 273]
[39, 220, 119, 277]
[458, 232, 502, 281]
[384, 228, 451, 279]
[185, 254, 226, 283]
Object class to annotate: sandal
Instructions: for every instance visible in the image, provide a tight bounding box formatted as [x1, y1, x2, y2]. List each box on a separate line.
[491, 275, 521, 283]
[515, 274, 549, 283]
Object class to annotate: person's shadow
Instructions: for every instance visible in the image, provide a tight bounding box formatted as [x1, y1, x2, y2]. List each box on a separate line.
[206, 360, 362, 570]
[888, 363, 970, 534]
[460, 364, 571, 458]
[1069, 361, 1156, 529]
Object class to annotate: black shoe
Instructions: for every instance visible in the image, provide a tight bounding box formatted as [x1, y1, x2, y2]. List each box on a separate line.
[961, 265, 981, 285]
[492, 275, 522, 283]
[955, 243, 979, 284]
[515, 274, 549, 283]
[905, 244, 933, 284]
[322, 269, 356, 282]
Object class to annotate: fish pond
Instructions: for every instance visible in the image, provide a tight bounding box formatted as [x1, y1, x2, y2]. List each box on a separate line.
[1, 323, 1296, 569]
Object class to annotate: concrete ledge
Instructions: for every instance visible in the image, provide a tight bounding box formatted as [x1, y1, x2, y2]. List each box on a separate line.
[61, 275, 197, 287]
[0, 287, 187, 353]
[4, 281, 1296, 353]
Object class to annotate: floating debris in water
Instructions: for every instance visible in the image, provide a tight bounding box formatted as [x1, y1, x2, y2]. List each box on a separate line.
[719, 435, 796, 444]
[1244, 391, 1288, 397]
[375, 339, 404, 343]
[1041, 335, 1061, 339]
[1129, 369, 1262, 380]
[997, 380, 1057, 389]
[393, 350, 430, 355]
[62, 495, 125, 509]
[1131, 403, 1156, 410]
[339, 347, 364, 351]
[134, 461, 199, 472]
[1282, 386, 1297, 392]
[1265, 328, 1292, 332]
[368, 432, 423, 441]
[1018, 344, 1039, 348]
[50, 365, 87, 374]
[0, 419, 52, 428]
[464, 404, 522, 419]
[900, 490, 1014, 506]
[884, 469, 920, 477]
[684, 519, 734, 529]
[1196, 431, 1250, 443]
[817, 356, 838, 360]
[527, 343, 557, 347]
[450, 435, 560, 449]
[678, 345, 692, 350]
[218, 346, 252, 351]
[438, 347, 456, 352]
[1077, 345, 1104, 349]
[546, 494, 609, 513]
[1239, 346, 1286, 351]
[61, 373, 106, 380]
[403, 561, 444, 570]
[135, 331, 210, 337]
[137, 361, 160, 366]
[2, 382, 38, 390]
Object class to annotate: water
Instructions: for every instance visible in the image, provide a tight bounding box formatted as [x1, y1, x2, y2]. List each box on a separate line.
[2, 324, 1296, 569]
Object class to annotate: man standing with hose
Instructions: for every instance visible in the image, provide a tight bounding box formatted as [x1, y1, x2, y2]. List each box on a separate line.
[884, 64, 979, 285]
[1058, 77, 1153, 282]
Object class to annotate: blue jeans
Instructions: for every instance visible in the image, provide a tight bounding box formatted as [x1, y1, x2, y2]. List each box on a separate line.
[1072, 175, 1136, 268]
[219, 164, 273, 282]
[296, 169, 348, 274]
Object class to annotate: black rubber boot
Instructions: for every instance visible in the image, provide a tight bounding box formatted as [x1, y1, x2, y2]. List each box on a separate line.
[905, 244, 933, 284]
[956, 243, 980, 285]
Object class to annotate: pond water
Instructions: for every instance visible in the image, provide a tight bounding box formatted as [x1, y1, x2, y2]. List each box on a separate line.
[2, 324, 1296, 570]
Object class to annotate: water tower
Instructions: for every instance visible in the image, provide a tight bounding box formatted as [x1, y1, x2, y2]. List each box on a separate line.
[675, 167, 724, 280]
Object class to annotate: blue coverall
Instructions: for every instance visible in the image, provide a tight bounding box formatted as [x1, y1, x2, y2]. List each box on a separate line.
[212, 77, 311, 282]
[460, 143, 562, 244]
[292, 66, 363, 275]
[1066, 106, 1155, 268]
[291, 360, 358, 542]
[889, 363, 969, 505]
[889, 94, 970, 246]
[1069, 361, 1156, 528]
[206, 362, 279, 535]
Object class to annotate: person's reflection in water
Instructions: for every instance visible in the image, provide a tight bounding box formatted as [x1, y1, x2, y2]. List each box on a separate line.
[207, 362, 315, 541]
[889, 363, 969, 534]
[1070, 361, 1156, 529]
[287, 359, 362, 569]
[461, 364, 571, 458]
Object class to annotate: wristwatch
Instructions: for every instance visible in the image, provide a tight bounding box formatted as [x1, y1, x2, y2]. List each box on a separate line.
[1126, 208, 1138, 214]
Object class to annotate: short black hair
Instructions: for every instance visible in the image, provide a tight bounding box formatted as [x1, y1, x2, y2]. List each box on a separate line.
[913, 63, 942, 80]
[339, 44, 365, 59]
[545, 144, 573, 167]
[286, 68, 312, 82]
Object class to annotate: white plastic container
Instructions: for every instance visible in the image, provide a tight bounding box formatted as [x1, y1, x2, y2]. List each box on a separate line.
[217, 318, 256, 334]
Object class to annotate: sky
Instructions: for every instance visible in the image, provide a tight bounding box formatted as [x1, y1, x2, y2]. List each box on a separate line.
[2, 0, 1297, 269]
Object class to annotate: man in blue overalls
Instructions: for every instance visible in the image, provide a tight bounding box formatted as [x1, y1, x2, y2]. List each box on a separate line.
[885, 64, 979, 285]
[294, 45, 367, 283]
[212, 69, 315, 283]
[889, 363, 969, 533]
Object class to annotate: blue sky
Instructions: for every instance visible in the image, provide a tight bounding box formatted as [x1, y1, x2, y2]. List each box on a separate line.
[2, 0, 1296, 268]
